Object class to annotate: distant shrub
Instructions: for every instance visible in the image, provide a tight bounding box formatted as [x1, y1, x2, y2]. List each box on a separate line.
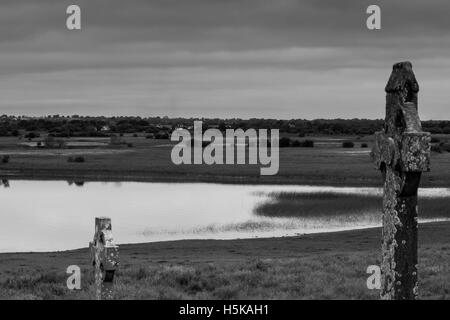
[279, 138, 314, 148]
[342, 141, 354, 148]
[440, 143, 450, 153]
[431, 144, 443, 153]
[361, 143, 368, 148]
[300, 140, 314, 148]
[154, 132, 169, 139]
[68, 156, 85, 163]
[1, 155, 10, 163]
[133, 133, 138, 137]
[291, 140, 301, 147]
[127, 143, 133, 148]
[145, 134, 154, 139]
[25, 132, 39, 140]
[431, 137, 440, 143]
[279, 137, 291, 148]
[67, 180, 85, 186]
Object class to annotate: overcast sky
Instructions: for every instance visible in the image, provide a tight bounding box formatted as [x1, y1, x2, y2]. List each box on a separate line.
[0, 0, 449, 119]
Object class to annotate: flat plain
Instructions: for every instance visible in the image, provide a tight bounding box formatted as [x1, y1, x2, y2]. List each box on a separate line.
[0, 134, 449, 186]
[0, 134, 449, 299]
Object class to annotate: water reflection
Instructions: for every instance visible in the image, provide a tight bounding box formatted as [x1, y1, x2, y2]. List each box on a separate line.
[0, 180, 449, 252]
[67, 180, 85, 187]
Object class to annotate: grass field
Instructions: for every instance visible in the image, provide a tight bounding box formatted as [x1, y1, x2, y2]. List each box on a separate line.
[0, 134, 450, 187]
[1, 222, 449, 300]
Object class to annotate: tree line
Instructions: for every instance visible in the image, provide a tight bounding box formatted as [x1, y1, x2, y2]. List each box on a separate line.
[0, 115, 449, 137]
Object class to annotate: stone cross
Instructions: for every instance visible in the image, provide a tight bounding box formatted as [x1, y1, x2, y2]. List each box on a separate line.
[372, 61, 430, 299]
[89, 217, 119, 300]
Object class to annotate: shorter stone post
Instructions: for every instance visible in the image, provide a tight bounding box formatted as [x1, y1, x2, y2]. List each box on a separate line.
[89, 217, 119, 300]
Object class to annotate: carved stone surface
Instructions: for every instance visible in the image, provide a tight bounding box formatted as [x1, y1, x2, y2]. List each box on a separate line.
[89, 217, 119, 300]
[372, 62, 430, 300]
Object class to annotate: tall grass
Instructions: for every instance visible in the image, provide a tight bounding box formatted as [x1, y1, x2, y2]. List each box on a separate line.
[254, 192, 450, 219]
[2, 247, 449, 299]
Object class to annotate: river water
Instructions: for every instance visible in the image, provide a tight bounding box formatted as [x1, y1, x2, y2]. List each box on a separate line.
[0, 180, 449, 252]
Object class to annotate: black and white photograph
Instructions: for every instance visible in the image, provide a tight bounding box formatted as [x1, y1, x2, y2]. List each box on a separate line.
[0, 0, 449, 307]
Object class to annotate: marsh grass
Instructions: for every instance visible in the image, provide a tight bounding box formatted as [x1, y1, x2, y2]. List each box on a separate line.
[2, 246, 449, 299]
[0, 257, 380, 299]
[1, 270, 81, 300]
[1, 221, 449, 300]
[255, 192, 450, 220]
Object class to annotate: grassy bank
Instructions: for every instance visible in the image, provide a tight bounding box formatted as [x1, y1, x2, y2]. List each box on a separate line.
[1, 222, 449, 299]
[1, 135, 450, 187]
[255, 192, 450, 220]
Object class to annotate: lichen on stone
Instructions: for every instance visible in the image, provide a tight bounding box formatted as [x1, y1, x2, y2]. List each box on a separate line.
[373, 62, 429, 300]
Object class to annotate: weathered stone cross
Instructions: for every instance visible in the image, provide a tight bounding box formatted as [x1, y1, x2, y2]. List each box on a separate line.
[89, 217, 119, 300]
[372, 61, 431, 300]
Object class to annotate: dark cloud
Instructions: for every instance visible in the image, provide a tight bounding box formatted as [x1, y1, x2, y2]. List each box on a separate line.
[0, 0, 449, 118]
[1, 0, 449, 46]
